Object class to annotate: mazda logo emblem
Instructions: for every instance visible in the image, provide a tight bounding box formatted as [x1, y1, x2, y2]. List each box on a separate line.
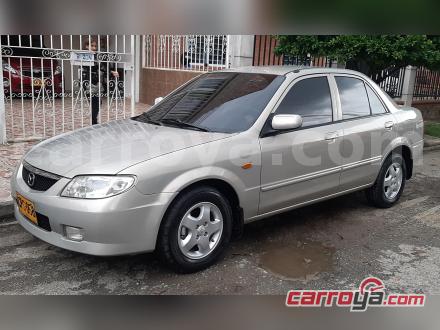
[27, 173, 36, 187]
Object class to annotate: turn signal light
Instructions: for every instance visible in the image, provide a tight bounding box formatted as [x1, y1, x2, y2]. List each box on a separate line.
[241, 162, 253, 170]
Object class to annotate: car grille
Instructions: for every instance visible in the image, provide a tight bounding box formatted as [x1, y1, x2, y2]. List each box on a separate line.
[22, 162, 61, 191]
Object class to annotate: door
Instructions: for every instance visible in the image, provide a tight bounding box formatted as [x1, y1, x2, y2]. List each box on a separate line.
[333, 75, 397, 190]
[259, 75, 344, 215]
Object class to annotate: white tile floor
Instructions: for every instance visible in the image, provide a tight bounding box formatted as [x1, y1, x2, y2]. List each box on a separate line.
[0, 99, 149, 204]
[4, 98, 149, 141]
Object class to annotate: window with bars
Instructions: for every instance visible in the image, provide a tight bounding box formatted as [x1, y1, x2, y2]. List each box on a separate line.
[143, 35, 228, 72]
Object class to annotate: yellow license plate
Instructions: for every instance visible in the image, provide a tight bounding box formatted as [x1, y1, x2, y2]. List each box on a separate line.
[33, 79, 43, 87]
[16, 193, 37, 224]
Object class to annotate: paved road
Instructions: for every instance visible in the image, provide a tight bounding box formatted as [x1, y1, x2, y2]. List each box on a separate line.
[1, 150, 439, 295]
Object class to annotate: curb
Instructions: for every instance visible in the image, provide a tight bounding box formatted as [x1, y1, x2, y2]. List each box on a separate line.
[0, 200, 14, 222]
[424, 144, 440, 152]
[424, 135, 440, 148]
[424, 141, 440, 148]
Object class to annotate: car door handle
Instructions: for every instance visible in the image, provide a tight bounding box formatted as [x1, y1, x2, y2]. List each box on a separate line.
[384, 121, 394, 130]
[325, 132, 339, 142]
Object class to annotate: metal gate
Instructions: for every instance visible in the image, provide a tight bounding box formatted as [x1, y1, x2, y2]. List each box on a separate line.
[0, 35, 136, 143]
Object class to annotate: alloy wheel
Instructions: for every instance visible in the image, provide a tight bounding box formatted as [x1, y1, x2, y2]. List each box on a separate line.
[177, 202, 224, 259]
[383, 162, 403, 200]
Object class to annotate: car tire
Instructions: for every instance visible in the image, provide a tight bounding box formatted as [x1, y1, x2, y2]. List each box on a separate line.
[156, 186, 233, 273]
[365, 153, 406, 208]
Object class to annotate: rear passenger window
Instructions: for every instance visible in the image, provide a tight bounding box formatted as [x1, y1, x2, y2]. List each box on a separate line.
[276, 77, 333, 127]
[366, 84, 387, 114]
[336, 77, 371, 119]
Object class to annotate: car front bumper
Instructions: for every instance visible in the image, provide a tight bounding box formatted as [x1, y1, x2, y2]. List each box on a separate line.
[5, 73, 63, 94]
[412, 139, 424, 174]
[11, 163, 176, 256]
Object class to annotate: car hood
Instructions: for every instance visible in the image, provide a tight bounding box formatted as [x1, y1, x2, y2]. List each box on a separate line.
[24, 119, 233, 178]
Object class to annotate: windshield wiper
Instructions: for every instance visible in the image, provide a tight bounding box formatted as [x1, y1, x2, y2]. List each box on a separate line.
[136, 113, 163, 126]
[160, 118, 210, 132]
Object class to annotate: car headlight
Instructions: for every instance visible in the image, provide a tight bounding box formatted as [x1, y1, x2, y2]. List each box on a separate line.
[61, 175, 135, 199]
[2, 62, 19, 75]
[54, 65, 62, 75]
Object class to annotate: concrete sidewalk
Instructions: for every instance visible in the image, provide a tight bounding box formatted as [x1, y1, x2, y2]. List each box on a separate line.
[1, 134, 440, 220]
[424, 134, 440, 150]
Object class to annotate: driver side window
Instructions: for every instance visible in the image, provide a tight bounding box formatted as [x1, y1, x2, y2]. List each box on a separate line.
[276, 76, 333, 128]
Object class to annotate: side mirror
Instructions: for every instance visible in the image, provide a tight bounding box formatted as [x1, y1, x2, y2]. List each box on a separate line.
[154, 97, 164, 105]
[271, 114, 303, 130]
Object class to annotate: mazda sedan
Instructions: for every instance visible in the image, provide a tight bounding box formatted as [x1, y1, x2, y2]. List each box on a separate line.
[11, 66, 424, 272]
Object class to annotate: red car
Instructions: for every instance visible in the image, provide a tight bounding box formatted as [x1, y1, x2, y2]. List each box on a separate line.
[2, 35, 63, 97]
[3, 57, 63, 97]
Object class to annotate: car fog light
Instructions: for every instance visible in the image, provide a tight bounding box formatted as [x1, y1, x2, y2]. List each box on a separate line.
[65, 226, 84, 241]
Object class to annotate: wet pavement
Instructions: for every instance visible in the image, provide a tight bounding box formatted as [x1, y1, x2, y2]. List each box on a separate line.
[259, 241, 334, 282]
[0, 150, 439, 295]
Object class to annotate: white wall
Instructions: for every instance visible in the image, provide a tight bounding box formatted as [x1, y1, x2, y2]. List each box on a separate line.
[228, 35, 254, 68]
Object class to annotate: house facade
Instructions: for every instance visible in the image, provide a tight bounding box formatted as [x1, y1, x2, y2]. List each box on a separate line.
[1, 34, 440, 144]
[139, 35, 255, 105]
[137, 34, 337, 105]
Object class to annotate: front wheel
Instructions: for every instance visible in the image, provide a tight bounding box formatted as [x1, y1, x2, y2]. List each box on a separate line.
[156, 186, 233, 273]
[365, 153, 406, 208]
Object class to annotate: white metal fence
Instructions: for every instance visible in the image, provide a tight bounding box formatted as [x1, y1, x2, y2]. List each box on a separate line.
[0, 35, 137, 143]
[143, 35, 229, 72]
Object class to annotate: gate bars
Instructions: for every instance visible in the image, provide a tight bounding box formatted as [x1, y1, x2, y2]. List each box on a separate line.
[0, 35, 136, 143]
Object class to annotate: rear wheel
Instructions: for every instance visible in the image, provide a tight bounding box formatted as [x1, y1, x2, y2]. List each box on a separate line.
[365, 153, 406, 208]
[157, 186, 233, 273]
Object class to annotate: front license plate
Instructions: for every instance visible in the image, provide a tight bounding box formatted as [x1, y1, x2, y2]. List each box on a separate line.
[16, 193, 37, 224]
[33, 79, 43, 87]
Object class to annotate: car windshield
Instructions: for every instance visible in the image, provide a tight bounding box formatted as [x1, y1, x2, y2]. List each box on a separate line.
[133, 72, 285, 133]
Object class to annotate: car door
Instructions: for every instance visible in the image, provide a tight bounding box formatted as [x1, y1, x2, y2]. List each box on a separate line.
[259, 75, 344, 215]
[333, 75, 397, 190]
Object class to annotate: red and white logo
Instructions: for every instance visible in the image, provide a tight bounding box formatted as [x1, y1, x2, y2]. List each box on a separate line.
[286, 277, 425, 312]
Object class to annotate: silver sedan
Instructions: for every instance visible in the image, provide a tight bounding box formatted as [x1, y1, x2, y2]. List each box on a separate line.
[11, 66, 424, 272]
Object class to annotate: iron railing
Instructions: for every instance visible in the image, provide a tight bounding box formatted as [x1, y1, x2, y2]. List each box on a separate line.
[413, 67, 440, 100]
[374, 67, 406, 99]
[143, 35, 229, 72]
[281, 55, 335, 67]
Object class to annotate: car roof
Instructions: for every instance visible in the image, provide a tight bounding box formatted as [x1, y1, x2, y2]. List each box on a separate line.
[223, 65, 365, 77]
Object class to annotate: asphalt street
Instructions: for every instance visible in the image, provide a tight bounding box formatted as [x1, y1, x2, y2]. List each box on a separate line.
[1, 150, 439, 295]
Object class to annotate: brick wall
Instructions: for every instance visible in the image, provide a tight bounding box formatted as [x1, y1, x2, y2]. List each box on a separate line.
[139, 68, 201, 105]
[252, 35, 334, 68]
[412, 100, 440, 121]
[253, 35, 283, 66]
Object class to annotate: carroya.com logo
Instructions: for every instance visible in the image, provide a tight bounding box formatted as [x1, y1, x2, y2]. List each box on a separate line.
[286, 277, 425, 312]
